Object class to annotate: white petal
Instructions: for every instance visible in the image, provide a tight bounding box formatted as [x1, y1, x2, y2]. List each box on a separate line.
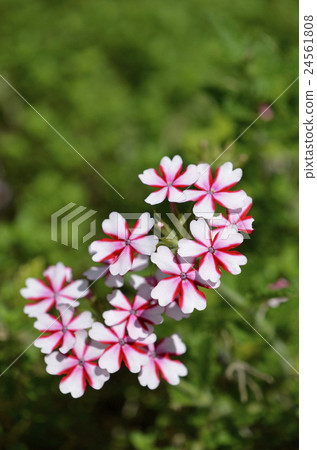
[99, 344, 121, 373]
[72, 330, 88, 359]
[213, 229, 244, 250]
[122, 345, 149, 373]
[59, 331, 76, 354]
[59, 279, 89, 300]
[179, 280, 206, 314]
[44, 262, 70, 292]
[68, 311, 93, 331]
[34, 332, 63, 354]
[105, 272, 124, 288]
[193, 194, 215, 218]
[151, 277, 181, 307]
[23, 298, 55, 318]
[190, 218, 213, 246]
[45, 351, 77, 375]
[156, 334, 186, 355]
[151, 246, 180, 275]
[83, 266, 109, 281]
[89, 322, 117, 344]
[156, 358, 188, 385]
[102, 212, 129, 240]
[138, 358, 160, 390]
[138, 168, 166, 187]
[109, 246, 133, 276]
[130, 213, 155, 239]
[178, 238, 207, 259]
[60, 365, 86, 398]
[167, 186, 185, 203]
[213, 190, 247, 210]
[211, 162, 242, 192]
[131, 235, 158, 255]
[195, 164, 212, 190]
[174, 164, 199, 187]
[165, 302, 190, 321]
[144, 187, 168, 205]
[20, 278, 53, 300]
[215, 250, 247, 275]
[159, 155, 183, 183]
[89, 240, 125, 263]
[84, 362, 110, 389]
[131, 255, 150, 271]
[198, 252, 221, 283]
[107, 289, 131, 310]
[103, 310, 130, 327]
[33, 314, 62, 332]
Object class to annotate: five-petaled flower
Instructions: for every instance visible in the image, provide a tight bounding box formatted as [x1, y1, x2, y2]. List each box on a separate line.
[139, 155, 198, 205]
[33, 305, 93, 354]
[178, 218, 247, 283]
[103, 290, 164, 340]
[21, 262, 89, 318]
[138, 334, 188, 390]
[89, 212, 158, 276]
[89, 322, 150, 373]
[210, 196, 254, 234]
[45, 330, 110, 399]
[184, 162, 247, 218]
[151, 246, 219, 314]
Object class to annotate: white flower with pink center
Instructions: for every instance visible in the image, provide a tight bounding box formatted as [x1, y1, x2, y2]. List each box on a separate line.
[21, 262, 89, 318]
[103, 290, 164, 340]
[33, 305, 93, 354]
[89, 322, 150, 373]
[184, 162, 247, 218]
[178, 218, 247, 283]
[210, 196, 254, 234]
[138, 155, 198, 205]
[84, 255, 149, 288]
[138, 334, 188, 390]
[89, 212, 158, 276]
[150, 246, 219, 314]
[45, 330, 110, 398]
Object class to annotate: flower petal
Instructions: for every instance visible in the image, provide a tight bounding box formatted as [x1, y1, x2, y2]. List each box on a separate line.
[20, 278, 53, 300]
[174, 164, 199, 187]
[198, 252, 221, 283]
[156, 334, 186, 355]
[89, 322, 117, 344]
[122, 345, 149, 373]
[109, 246, 133, 276]
[84, 362, 110, 389]
[130, 213, 155, 239]
[44, 262, 70, 292]
[99, 344, 121, 373]
[131, 235, 158, 256]
[151, 277, 181, 307]
[213, 190, 247, 210]
[33, 314, 62, 332]
[193, 194, 215, 218]
[165, 302, 190, 321]
[60, 365, 86, 398]
[45, 351, 77, 375]
[102, 212, 129, 240]
[159, 155, 183, 183]
[107, 289, 131, 310]
[138, 358, 160, 390]
[156, 358, 188, 385]
[59, 331, 76, 354]
[89, 240, 125, 263]
[34, 332, 63, 354]
[213, 229, 244, 250]
[212, 161, 242, 192]
[215, 250, 247, 275]
[68, 311, 93, 331]
[144, 187, 168, 205]
[179, 280, 206, 314]
[138, 168, 166, 187]
[151, 246, 180, 275]
[24, 298, 55, 318]
[103, 310, 130, 327]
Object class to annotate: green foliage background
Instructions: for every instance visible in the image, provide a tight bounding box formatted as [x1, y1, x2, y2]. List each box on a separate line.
[0, 0, 298, 449]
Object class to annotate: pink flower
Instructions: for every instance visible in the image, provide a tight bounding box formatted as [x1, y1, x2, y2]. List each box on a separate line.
[138, 334, 188, 390]
[210, 196, 254, 234]
[89, 212, 158, 276]
[84, 255, 149, 288]
[45, 330, 110, 398]
[33, 305, 93, 354]
[184, 162, 247, 218]
[21, 262, 89, 318]
[150, 246, 219, 314]
[178, 218, 247, 283]
[103, 290, 164, 340]
[268, 278, 289, 290]
[89, 322, 150, 373]
[138, 155, 198, 205]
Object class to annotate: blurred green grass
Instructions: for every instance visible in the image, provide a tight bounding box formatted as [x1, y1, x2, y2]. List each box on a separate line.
[0, 0, 298, 449]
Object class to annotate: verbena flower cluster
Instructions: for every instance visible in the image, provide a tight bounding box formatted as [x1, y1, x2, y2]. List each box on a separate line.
[21, 156, 253, 398]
